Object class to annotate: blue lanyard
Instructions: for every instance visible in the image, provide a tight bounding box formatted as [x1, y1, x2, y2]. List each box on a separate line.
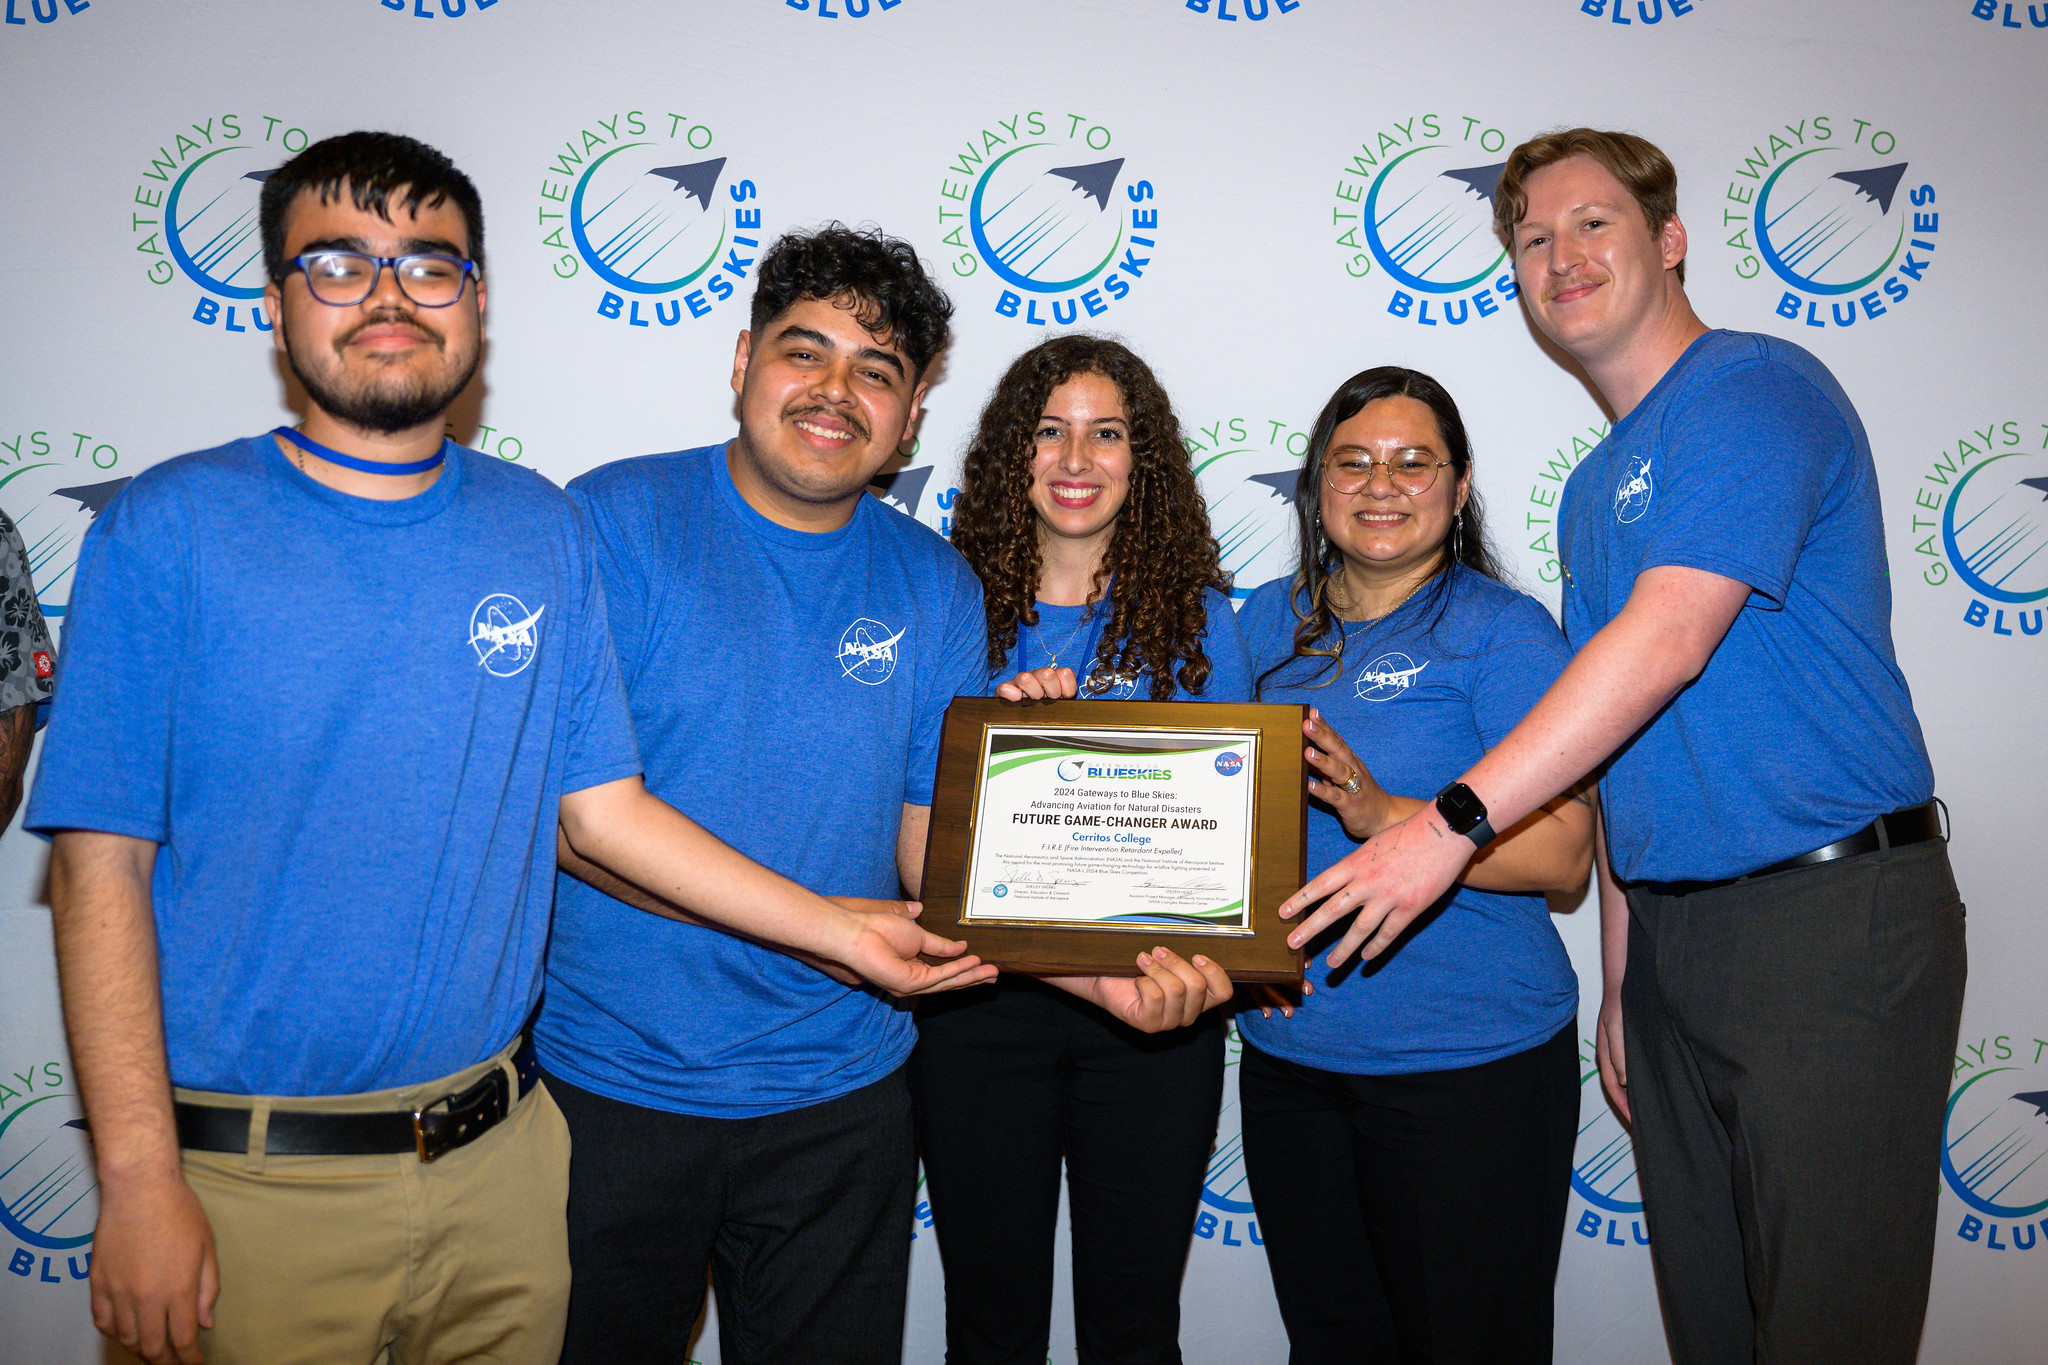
[276, 426, 449, 476]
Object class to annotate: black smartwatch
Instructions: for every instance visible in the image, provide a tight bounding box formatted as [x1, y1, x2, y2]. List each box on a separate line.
[1434, 781, 1496, 848]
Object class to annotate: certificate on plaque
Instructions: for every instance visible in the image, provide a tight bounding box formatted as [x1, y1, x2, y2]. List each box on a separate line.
[920, 697, 1306, 983]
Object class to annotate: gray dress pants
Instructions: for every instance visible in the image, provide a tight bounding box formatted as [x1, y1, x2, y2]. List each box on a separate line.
[1623, 837, 1966, 1365]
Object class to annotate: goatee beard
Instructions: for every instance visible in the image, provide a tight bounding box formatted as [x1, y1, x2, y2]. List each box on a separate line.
[286, 330, 479, 436]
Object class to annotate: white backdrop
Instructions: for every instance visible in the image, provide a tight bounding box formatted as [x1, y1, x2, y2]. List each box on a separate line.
[2, 2, 2044, 1360]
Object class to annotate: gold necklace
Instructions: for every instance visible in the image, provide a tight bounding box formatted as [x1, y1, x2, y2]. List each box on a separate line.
[1034, 603, 1097, 668]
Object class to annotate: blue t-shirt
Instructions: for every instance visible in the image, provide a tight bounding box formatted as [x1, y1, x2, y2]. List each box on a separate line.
[1558, 330, 1934, 883]
[25, 436, 642, 1097]
[996, 587, 1253, 703]
[537, 444, 989, 1118]
[1235, 566, 1577, 1075]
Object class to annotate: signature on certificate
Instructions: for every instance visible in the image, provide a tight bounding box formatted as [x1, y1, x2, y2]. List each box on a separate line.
[1134, 876, 1225, 903]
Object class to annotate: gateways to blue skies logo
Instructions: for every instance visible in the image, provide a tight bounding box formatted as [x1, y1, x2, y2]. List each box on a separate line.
[1186, 416, 1309, 602]
[1943, 1028, 2048, 1252]
[538, 111, 761, 333]
[1572, 0, 1701, 26]
[373, 0, 501, 15]
[1967, 0, 2048, 33]
[779, 0, 908, 15]
[5, 0, 98, 30]
[1331, 113, 1520, 330]
[1720, 116, 1940, 331]
[937, 112, 1158, 327]
[1571, 1035, 1649, 1250]
[1899, 416, 2048, 644]
[1195, 1021, 1262, 1250]
[865, 438, 959, 537]
[0, 1059, 96, 1288]
[132, 113, 319, 338]
[0, 426, 131, 622]
[1519, 420, 1612, 589]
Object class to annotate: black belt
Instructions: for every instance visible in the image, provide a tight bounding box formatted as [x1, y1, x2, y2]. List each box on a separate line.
[1637, 800, 1944, 899]
[175, 1030, 539, 1164]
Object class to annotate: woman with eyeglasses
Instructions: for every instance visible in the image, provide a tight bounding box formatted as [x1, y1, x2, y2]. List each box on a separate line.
[912, 334, 1245, 1365]
[1236, 366, 1593, 1364]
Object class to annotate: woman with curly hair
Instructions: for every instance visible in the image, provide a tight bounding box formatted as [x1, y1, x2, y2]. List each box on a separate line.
[1236, 366, 1592, 1363]
[911, 334, 1246, 1365]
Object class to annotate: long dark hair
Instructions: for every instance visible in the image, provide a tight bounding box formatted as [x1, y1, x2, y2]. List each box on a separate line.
[1255, 366, 1507, 696]
[951, 335, 1229, 699]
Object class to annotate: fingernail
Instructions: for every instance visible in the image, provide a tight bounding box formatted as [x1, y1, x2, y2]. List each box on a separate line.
[1193, 955, 1208, 966]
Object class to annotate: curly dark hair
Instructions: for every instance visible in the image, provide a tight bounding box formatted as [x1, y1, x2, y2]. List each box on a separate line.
[261, 131, 484, 284]
[1256, 366, 1508, 697]
[952, 335, 1229, 700]
[750, 224, 954, 380]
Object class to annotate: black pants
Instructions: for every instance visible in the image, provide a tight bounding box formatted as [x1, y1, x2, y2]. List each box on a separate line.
[911, 979, 1227, 1365]
[1623, 839, 1967, 1365]
[1238, 1023, 1578, 1365]
[543, 1066, 917, 1365]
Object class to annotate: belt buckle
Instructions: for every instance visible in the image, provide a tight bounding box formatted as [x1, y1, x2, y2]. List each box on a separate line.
[412, 1092, 455, 1164]
[411, 1067, 511, 1164]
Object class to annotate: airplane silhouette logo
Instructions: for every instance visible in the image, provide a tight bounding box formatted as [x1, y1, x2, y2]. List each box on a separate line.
[469, 594, 545, 677]
[870, 465, 935, 516]
[51, 478, 132, 517]
[837, 617, 906, 685]
[647, 158, 726, 212]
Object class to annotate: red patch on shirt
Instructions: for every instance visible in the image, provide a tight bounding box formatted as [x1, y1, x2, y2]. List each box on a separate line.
[32, 651, 52, 679]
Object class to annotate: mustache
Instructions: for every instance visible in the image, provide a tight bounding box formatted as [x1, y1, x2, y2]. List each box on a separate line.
[337, 308, 442, 349]
[785, 404, 869, 443]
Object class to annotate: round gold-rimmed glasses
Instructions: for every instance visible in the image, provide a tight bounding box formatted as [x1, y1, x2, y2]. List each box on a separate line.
[1323, 452, 1451, 497]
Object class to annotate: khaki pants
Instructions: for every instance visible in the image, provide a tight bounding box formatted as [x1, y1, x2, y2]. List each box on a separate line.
[174, 1037, 572, 1365]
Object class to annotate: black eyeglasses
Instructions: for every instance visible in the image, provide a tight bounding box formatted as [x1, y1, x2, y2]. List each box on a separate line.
[290, 252, 477, 308]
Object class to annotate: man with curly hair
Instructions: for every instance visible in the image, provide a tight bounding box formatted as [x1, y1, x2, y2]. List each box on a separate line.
[533, 224, 989, 1364]
[540, 227, 1245, 1361]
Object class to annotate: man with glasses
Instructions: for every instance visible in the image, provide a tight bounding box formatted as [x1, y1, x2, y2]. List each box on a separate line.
[28, 132, 985, 1365]
[1278, 129, 1962, 1364]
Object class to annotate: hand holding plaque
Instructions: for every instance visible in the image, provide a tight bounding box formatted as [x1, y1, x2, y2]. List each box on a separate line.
[918, 696, 1308, 983]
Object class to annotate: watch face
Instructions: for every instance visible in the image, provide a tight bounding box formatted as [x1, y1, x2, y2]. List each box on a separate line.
[1437, 782, 1486, 832]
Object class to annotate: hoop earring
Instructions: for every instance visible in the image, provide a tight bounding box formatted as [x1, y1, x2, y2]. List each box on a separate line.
[1452, 511, 1464, 566]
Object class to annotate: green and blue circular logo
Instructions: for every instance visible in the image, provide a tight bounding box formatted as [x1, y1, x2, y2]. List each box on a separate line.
[1724, 117, 1940, 330]
[938, 112, 1158, 326]
[132, 113, 314, 338]
[1196, 1023, 1260, 1251]
[374, 0, 503, 15]
[1189, 415, 1309, 602]
[1569, 1039, 1649, 1249]
[541, 110, 762, 332]
[1901, 418, 2047, 644]
[1180, 0, 1304, 21]
[0, 425, 132, 621]
[778, 0, 908, 14]
[0, 1063, 97, 1285]
[1332, 113, 1519, 329]
[1943, 1038, 2048, 1252]
[1573, 0, 1701, 25]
